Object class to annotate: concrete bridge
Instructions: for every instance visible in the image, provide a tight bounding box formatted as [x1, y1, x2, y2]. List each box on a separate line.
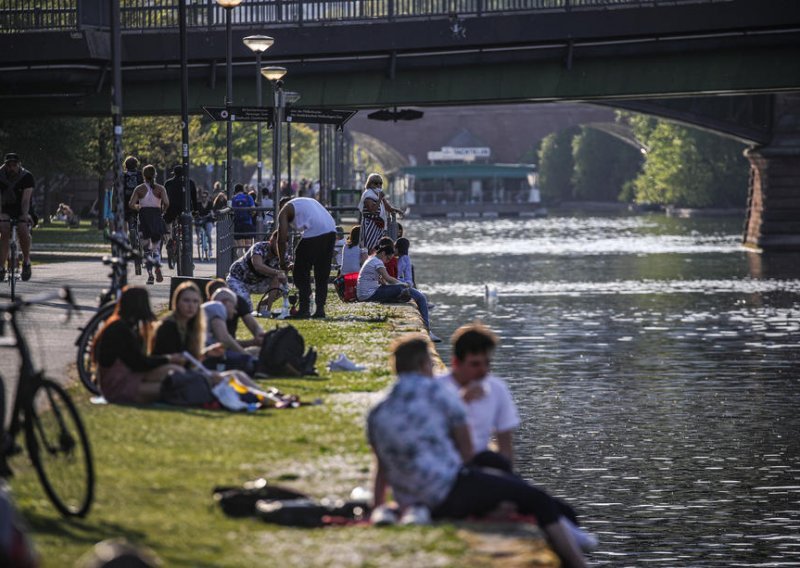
[1, 0, 800, 249]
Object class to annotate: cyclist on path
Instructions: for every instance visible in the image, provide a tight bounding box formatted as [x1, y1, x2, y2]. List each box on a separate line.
[0, 153, 35, 282]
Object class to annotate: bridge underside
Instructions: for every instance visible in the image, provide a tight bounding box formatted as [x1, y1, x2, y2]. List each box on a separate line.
[3, 39, 799, 124]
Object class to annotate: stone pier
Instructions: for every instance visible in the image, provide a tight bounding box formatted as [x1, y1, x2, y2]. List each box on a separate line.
[743, 95, 800, 251]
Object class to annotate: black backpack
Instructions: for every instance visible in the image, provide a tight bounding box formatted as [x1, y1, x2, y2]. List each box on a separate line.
[257, 325, 318, 377]
[160, 370, 216, 406]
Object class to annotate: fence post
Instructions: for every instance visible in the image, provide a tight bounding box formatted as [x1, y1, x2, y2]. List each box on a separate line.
[215, 209, 235, 278]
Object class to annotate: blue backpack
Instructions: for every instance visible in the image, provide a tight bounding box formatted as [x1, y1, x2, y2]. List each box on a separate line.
[232, 193, 253, 225]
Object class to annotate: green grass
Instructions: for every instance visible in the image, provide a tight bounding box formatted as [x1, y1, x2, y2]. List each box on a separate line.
[8, 297, 471, 567]
[32, 220, 106, 246]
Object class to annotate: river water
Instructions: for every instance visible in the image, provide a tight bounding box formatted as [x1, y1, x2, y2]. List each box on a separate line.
[408, 214, 800, 567]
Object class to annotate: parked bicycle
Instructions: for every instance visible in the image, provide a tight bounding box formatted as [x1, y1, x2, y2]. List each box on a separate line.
[0, 287, 95, 517]
[166, 219, 181, 270]
[74, 232, 139, 395]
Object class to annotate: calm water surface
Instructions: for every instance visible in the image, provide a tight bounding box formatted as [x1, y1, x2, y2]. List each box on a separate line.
[408, 214, 800, 567]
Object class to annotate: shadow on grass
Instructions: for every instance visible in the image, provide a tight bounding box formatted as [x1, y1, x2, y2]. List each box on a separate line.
[117, 403, 275, 419]
[24, 509, 147, 546]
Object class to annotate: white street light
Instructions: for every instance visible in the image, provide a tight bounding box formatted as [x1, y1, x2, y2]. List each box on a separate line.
[261, 66, 287, 82]
[243, 35, 275, 53]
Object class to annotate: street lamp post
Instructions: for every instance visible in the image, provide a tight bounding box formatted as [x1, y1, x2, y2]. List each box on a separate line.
[242, 35, 274, 206]
[217, 0, 242, 199]
[262, 65, 287, 230]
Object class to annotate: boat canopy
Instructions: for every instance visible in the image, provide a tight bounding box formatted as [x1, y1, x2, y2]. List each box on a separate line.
[396, 163, 536, 180]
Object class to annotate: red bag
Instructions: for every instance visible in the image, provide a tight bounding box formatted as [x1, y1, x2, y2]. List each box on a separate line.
[334, 272, 359, 303]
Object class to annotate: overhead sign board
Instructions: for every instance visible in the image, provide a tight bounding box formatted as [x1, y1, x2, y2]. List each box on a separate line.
[286, 108, 357, 127]
[203, 106, 356, 129]
[203, 105, 274, 123]
[427, 146, 491, 162]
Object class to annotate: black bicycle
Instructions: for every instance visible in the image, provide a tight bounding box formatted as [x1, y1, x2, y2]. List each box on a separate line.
[0, 287, 95, 517]
[74, 232, 138, 395]
[2, 216, 28, 301]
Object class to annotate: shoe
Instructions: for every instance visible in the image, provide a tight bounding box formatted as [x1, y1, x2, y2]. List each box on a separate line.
[311, 309, 326, 319]
[328, 354, 366, 372]
[146, 274, 155, 285]
[370, 505, 399, 526]
[21, 262, 31, 281]
[155, 266, 163, 283]
[429, 331, 442, 343]
[399, 505, 431, 526]
[565, 520, 598, 552]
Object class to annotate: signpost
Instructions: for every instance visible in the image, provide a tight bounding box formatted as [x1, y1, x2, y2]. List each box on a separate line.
[202, 105, 356, 129]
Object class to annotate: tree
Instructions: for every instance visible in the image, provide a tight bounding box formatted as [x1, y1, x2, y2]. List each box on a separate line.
[571, 127, 643, 202]
[538, 128, 577, 202]
[626, 114, 749, 208]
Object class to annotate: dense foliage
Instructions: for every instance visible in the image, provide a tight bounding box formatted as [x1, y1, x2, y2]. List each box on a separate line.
[536, 114, 750, 208]
[571, 127, 643, 202]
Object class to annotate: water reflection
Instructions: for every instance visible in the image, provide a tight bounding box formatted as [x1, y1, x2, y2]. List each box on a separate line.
[408, 214, 800, 566]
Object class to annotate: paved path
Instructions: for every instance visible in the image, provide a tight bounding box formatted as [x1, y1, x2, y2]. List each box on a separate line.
[1, 256, 219, 410]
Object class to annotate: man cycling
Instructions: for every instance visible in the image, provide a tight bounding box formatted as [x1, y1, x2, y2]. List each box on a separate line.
[0, 153, 35, 282]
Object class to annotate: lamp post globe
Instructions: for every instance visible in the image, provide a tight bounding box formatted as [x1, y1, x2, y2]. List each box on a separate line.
[216, 0, 242, 8]
[261, 66, 287, 82]
[243, 35, 274, 53]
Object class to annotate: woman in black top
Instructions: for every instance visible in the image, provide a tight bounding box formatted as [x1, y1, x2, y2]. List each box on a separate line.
[92, 286, 185, 404]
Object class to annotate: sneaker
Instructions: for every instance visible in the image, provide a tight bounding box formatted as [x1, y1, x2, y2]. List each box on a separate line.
[328, 354, 365, 372]
[21, 263, 31, 282]
[429, 331, 442, 343]
[370, 504, 399, 526]
[155, 266, 163, 283]
[146, 274, 155, 285]
[399, 505, 431, 526]
[565, 520, 598, 551]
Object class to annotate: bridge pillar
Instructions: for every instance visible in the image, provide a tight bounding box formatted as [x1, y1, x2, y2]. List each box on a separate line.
[743, 95, 800, 250]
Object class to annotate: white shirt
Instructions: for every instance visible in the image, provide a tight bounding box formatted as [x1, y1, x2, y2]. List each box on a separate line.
[340, 244, 363, 274]
[439, 372, 520, 453]
[356, 256, 385, 300]
[289, 197, 336, 238]
[358, 188, 387, 223]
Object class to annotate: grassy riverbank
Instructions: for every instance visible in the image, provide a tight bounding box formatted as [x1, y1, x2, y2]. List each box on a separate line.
[8, 296, 557, 567]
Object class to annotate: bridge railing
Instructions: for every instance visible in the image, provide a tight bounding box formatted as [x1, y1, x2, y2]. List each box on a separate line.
[1, 0, 726, 32]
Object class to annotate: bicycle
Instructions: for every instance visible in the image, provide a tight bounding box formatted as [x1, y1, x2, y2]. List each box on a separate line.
[74, 232, 139, 395]
[2, 216, 27, 301]
[0, 287, 95, 517]
[166, 219, 180, 270]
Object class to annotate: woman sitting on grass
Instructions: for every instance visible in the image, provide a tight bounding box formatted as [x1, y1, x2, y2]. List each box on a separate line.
[92, 286, 186, 404]
[356, 242, 440, 343]
[340, 225, 366, 275]
[151, 281, 263, 391]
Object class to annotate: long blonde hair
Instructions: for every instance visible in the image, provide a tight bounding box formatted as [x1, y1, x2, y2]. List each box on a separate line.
[158, 282, 205, 359]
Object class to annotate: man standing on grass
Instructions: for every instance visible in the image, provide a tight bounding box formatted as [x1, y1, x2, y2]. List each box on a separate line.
[276, 196, 336, 319]
[0, 153, 35, 282]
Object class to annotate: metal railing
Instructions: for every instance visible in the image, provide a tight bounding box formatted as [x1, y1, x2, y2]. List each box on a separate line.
[0, 0, 728, 32]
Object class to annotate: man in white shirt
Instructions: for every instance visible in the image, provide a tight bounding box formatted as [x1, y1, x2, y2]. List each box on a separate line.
[439, 322, 520, 469]
[276, 197, 336, 319]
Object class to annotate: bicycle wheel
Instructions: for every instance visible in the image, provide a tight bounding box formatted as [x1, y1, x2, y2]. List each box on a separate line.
[166, 237, 176, 269]
[75, 302, 115, 395]
[25, 379, 94, 517]
[8, 241, 17, 301]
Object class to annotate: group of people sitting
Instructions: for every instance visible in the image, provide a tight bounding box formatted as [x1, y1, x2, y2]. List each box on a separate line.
[91, 279, 267, 405]
[367, 323, 593, 567]
[334, 173, 440, 341]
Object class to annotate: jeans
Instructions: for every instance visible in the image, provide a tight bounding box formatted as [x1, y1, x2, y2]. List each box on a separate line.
[294, 231, 336, 315]
[367, 284, 430, 329]
[203, 350, 256, 375]
[432, 466, 561, 526]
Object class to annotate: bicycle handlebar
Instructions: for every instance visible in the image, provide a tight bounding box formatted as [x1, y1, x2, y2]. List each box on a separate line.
[0, 287, 78, 320]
